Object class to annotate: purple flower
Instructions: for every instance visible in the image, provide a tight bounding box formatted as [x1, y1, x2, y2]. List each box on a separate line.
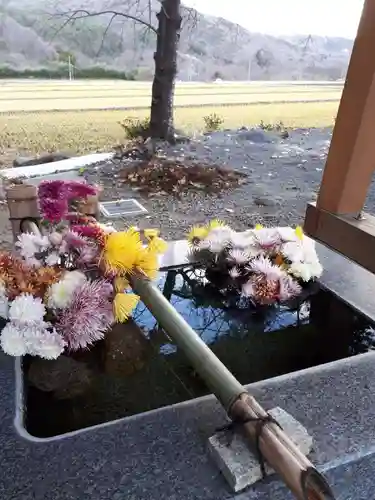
[66, 181, 97, 199]
[39, 198, 68, 222]
[38, 181, 98, 223]
[55, 279, 114, 350]
[63, 230, 88, 249]
[75, 243, 99, 266]
[38, 180, 67, 200]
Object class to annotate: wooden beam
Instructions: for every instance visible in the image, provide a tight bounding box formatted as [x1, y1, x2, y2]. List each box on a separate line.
[316, 0, 375, 215]
[304, 203, 375, 274]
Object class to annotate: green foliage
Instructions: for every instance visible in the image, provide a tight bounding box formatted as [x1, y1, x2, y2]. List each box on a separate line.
[57, 50, 77, 66]
[259, 120, 288, 137]
[212, 71, 223, 80]
[203, 113, 224, 132]
[120, 117, 151, 139]
[0, 66, 134, 80]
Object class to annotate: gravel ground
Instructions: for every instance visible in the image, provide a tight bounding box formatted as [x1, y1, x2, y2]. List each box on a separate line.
[1, 126, 375, 250]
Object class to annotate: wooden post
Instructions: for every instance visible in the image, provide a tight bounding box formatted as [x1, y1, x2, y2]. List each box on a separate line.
[77, 193, 99, 219]
[6, 184, 40, 241]
[315, 0, 375, 216]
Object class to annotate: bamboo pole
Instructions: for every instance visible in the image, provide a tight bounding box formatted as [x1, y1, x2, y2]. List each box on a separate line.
[131, 274, 336, 500]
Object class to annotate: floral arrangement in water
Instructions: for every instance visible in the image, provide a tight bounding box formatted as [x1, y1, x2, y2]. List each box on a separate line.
[187, 221, 323, 306]
[0, 180, 167, 360]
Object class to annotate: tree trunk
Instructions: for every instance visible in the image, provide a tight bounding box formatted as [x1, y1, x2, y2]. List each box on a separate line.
[149, 0, 181, 141]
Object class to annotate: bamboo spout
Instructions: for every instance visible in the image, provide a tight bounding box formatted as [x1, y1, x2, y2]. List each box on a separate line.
[131, 273, 336, 500]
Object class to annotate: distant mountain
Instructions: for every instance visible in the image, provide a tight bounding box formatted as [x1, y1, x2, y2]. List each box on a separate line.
[0, 0, 353, 80]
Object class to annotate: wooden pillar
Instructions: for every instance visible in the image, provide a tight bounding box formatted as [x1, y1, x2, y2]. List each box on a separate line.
[316, 0, 375, 216]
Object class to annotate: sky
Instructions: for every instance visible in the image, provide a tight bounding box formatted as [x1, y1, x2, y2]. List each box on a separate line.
[183, 0, 364, 38]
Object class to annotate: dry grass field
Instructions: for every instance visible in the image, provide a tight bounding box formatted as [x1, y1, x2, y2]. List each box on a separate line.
[0, 80, 342, 163]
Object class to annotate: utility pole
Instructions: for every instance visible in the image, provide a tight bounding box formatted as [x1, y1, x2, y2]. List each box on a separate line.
[68, 55, 73, 81]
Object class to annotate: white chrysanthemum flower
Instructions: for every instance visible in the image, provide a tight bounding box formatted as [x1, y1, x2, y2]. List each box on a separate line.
[0, 323, 28, 356]
[246, 246, 262, 258]
[15, 233, 50, 260]
[253, 228, 281, 249]
[15, 233, 39, 259]
[289, 261, 323, 282]
[230, 232, 254, 249]
[229, 267, 241, 279]
[209, 236, 229, 253]
[278, 227, 299, 243]
[45, 252, 60, 266]
[48, 271, 86, 309]
[0, 280, 8, 319]
[228, 248, 250, 265]
[25, 326, 66, 360]
[242, 280, 255, 298]
[64, 270, 87, 287]
[8, 294, 46, 324]
[34, 234, 50, 252]
[282, 237, 319, 264]
[282, 241, 303, 262]
[25, 256, 42, 268]
[49, 231, 63, 246]
[97, 222, 117, 234]
[199, 234, 229, 254]
[208, 226, 233, 237]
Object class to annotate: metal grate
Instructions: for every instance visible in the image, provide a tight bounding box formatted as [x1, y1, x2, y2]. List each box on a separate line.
[99, 199, 148, 218]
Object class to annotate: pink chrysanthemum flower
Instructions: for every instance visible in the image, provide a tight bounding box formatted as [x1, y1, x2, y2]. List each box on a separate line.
[242, 256, 296, 305]
[278, 275, 302, 301]
[75, 244, 99, 266]
[63, 230, 88, 249]
[242, 275, 280, 305]
[242, 280, 255, 298]
[70, 224, 107, 246]
[55, 279, 114, 350]
[250, 256, 284, 281]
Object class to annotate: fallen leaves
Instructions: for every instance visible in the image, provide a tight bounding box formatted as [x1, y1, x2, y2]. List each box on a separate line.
[119, 158, 247, 197]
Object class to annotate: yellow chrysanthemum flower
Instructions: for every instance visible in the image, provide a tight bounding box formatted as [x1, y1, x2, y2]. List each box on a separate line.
[114, 276, 130, 292]
[113, 293, 140, 322]
[188, 225, 209, 243]
[144, 228, 160, 240]
[102, 229, 143, 273]
[295, 226, 304, 240]
[255, 224, 264, 230]
[148, 236, 168, 254]
[207, 219, 226, 230]
[136, 248, 159, 280]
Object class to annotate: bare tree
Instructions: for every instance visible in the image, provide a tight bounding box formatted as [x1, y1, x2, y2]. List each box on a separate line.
[50, 0, 183, 141]
[149, 0, 181, 140]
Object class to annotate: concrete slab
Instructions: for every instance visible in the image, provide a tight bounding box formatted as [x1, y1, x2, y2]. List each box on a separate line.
[208, 407, 313, 492]
[25, 170, 82, 186]
[0, 152, 112, 180]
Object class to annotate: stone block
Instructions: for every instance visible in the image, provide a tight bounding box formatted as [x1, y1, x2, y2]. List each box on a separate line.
[207, 406, 313, 492]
